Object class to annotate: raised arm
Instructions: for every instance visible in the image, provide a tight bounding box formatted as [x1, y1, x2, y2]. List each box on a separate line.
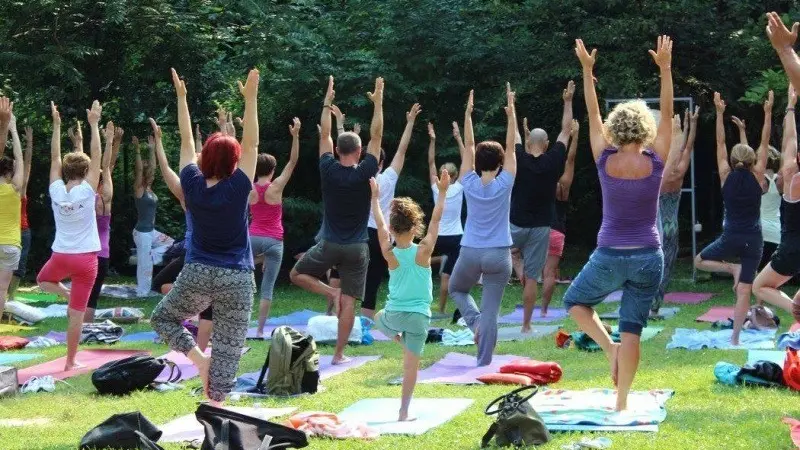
[649, 35, 674, 162]
[389, 103, 420, 174]
[675, 106, 700, 176]
[194, 124, 203, 152]
[172, 68, 196, 170]
[503, 82, 517, 177]
[271, 118, 301, 193]
[462, 90, 475, 174]
[237, 69, 260, 180]
[0, 98, 10, 155]
[9, 113, 23, 192]
[110, 127, 123, 173]
[419, 169, 451, 260]
[453, 121, 469, 180]
[558, 120, 579, 196]
[68, 122, 84, 153]
[714, 92, 732, 185]
[22, 126, 32, 195]
[575, 39, 608, 159]
[149, 118, 182, 203]
[366, 77, 385, 161]
[133, 136, 143, 197]
[556, 80, 575, 145]
[427, 122, 437, 184]
[320, 76, 335, 157]
[100, 121, 114, 203]
[85, 100, 103, 190]
[148, 131, 158, 182]
[662, 112, 686, 175]
[731, 116, 748, 145]
[49, 102, 61, 184]
[767, 12, 800, 93]
[754, 90, 774, 177]
[782, 83, 798, 185]
[331, 105, 345, 138]
[369, 178, 393, 257]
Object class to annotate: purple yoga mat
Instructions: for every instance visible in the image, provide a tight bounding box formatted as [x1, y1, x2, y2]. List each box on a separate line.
[156, 347, 250, 382]
[43, 331, 67, 343]
[247, 325, 390, 342]
[408, 352, 528, 385]
[318, 354, 381, 379]
[497, 306, 567, 324]
[664, 292, 714, 305]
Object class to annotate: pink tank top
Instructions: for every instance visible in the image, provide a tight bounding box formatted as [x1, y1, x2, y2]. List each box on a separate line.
[97, 214, 111, 258]
[248, 182, 283, 240]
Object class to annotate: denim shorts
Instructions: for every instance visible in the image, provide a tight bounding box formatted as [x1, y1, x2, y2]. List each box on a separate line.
[563, 247, 664, 335]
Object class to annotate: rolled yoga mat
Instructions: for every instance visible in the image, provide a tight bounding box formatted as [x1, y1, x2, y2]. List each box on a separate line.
[392, 352, 529, 385]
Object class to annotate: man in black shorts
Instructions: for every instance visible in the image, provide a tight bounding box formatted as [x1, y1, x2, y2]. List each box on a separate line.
[291, 75, 384, 364]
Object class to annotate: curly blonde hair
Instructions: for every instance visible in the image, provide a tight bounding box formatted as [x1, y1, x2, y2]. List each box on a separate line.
[390, 197, 426, 238]
[603, 100, 658, 147]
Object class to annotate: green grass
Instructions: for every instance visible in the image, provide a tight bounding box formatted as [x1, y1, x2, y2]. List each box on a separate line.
[1, 259, 799, 449]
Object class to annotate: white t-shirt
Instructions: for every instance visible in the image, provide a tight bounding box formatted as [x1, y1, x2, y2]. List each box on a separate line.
[367, 167, 399, 230]
[432, 181, 464, 236]
[49, 180, 101, 254]
[761, 173, 781, 244]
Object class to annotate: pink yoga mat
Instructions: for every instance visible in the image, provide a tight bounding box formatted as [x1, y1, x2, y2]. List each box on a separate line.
[665, 292, 714, 305]
[407, 352, 528, 385]
[156, 347, 250, 382]
[17, 349, 149, 385]
[696, 307, 735, 323]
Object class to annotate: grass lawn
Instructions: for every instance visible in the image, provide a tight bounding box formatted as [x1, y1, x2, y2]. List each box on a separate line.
[1, 258, 799, 449]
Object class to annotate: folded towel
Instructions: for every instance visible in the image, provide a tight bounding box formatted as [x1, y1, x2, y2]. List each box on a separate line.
[442, 328, 474, 346]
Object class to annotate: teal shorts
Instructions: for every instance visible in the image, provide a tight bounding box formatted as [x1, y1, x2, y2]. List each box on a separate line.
[375, 310, 430, 356]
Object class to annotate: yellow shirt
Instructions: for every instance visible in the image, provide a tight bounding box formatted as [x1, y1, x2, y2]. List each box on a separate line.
[0, 183, 21, 247]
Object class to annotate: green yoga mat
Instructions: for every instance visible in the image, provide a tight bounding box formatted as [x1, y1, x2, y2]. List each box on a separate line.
[14, 292, 60, 303]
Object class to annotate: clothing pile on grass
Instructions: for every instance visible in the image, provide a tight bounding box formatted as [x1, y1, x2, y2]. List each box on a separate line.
[555, 323, 616, 351]
[716, 348, 800, 390]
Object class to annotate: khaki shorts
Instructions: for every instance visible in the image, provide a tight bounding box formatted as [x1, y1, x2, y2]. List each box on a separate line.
[293, 240, 369, 299]
[0, 245, 21, 271]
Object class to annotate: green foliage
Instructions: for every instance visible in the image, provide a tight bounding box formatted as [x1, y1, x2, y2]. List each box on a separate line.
[0, 0, 797, 273]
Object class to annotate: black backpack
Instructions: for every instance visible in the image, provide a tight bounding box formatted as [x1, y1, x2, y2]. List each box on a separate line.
[92, 355, 181, 395]
[195, 403, 308, 450]
[481, 385, 551, 448]
[252, 326, 319, 396]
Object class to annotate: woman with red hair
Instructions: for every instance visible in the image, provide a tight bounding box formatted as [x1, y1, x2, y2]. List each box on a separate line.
[151, 68, 260, 406]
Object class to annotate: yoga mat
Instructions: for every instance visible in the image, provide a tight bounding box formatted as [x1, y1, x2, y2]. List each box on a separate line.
[548, 424, 659, 432]
[246, 325, 308, 340]
[497, 306, 567, 324]
[696, 307, 735, 323]
[43, 331, 67, 343]
[747, 350, 786, 366]
[267, 309, 322, 326]
[338, 398, 474, 435]
[0, 353, 42, 365]
[13, 292, 60, 303]
[497, 325, 560, 342]
[637, 326, 663, 342]
[0, 324, 34, 334]
[599, 307, 679, 321]
[666, 328, 776, 350]
[393, 352, 527, 385]
[119, 331, 159, 343]
[664, 292, 714, 305]
[17, 349, 149, 385]
[160, 407, 297, 443]
[156, 347, 250, 382]
[233, 355, 381, 392]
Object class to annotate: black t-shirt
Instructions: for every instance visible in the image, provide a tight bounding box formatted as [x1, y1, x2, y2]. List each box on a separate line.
[510, 142, 567, 228]
[319, 152, 379, 244]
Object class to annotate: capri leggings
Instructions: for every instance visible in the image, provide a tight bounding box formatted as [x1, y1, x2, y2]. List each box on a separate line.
[37, 252, 99, 312]
[87, 257, 110, 310]
[152, 254, 213, 321]
[251, 235, 284, 301]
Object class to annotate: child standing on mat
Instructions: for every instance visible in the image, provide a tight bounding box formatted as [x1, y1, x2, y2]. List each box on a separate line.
[372, 168, 450, 422]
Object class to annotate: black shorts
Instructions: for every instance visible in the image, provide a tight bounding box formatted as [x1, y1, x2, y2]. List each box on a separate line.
[700, 231, 763, 284]
[770, 235, 800, 277]
[433, 235, 462, 275]
[199, 306, 213, 321]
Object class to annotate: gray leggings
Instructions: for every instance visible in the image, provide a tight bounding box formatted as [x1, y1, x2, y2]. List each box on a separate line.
[151, 263, 255, 402]
[448, 246, 512, 366]
[251, 235, 284, 301]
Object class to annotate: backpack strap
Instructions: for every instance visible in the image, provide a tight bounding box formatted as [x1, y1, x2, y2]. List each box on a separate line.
[165, 360, 182, 384]
[254, 350, 270, 394]
[481, 423, 498, 448]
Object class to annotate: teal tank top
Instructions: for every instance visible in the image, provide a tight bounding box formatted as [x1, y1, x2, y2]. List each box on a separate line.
[386, 243, 433, 317]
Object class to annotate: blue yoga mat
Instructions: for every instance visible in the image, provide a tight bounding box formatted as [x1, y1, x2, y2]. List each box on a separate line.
[746, 350, 786, 366]
[338, 398, 473, 435]
[120, 331, 159, 343]
[0, 353, 43, 365]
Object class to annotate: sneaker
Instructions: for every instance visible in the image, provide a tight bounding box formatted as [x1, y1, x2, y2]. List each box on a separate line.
[20, 376, 56, 393]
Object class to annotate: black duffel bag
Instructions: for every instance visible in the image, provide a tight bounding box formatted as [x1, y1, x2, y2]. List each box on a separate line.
[196, 403, 308, 450]
[92, 355, 181, 395]
[79, 412, 163, 450]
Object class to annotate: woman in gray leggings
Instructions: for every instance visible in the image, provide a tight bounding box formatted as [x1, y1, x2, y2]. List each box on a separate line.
[250, 118, 301, 338]
[449, 85, 518, 366]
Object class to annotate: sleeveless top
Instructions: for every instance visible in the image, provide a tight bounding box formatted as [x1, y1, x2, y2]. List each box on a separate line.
[97, 215, 111, 258]
[248, 182, 284, 240]
[20, 195, 29, 231]
[134, 190, 158, 232]
[783, 175, 800, 236]
[761, 173, 781, 244]
[386, 243, 433, 317]
[596, 149, 664, 248]
[722, 168, 762, 235]
[0, 183, 21, 247]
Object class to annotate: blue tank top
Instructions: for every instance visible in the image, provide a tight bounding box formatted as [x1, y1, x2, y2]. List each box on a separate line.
[723, 168, 762, 234]
[386, 244, 433, 317]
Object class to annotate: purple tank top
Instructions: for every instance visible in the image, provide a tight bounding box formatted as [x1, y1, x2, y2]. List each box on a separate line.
[596, 148, 664, 248]
[97, 214, 111, 258]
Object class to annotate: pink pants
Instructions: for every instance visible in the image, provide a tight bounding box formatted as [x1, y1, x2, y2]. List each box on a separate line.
[37, 252, 98, 312]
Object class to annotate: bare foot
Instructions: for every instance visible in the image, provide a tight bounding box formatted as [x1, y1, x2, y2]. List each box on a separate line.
[255, 331, 264, 339]
[521, 324, 532, 334]
[730, 334, 740, 347]
[540, 309, 548, 318]
[326, 288, 342, 316]
[608, 343, 621, 387]
[614, 399, 628, 412]
[196, 355, 211, 398]
[331, 355, 352, 366]
[398, 411, 417, 422]
[64, 361, 87, 371]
